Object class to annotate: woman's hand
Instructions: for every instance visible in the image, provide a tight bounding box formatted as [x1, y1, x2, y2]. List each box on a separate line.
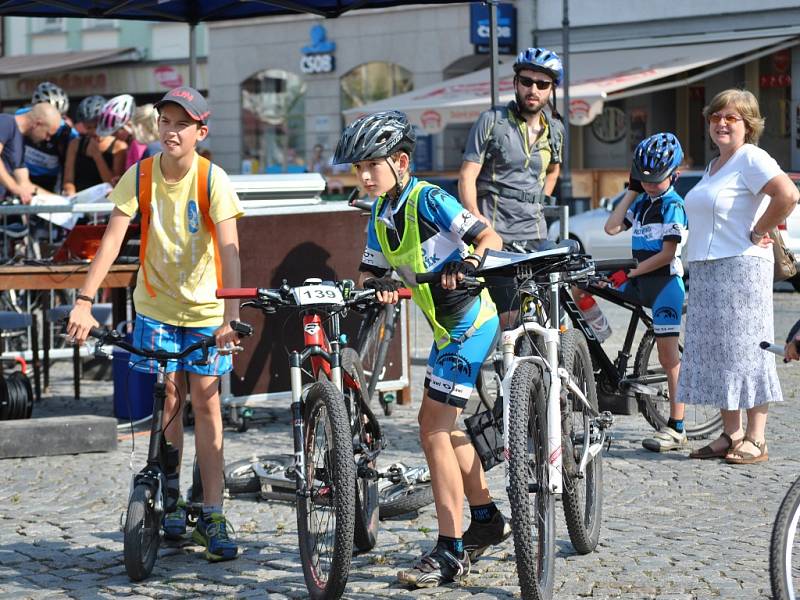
[750, 229, 773, 248]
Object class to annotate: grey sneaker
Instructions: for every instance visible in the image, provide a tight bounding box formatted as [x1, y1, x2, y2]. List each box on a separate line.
[642, 426, 688, 452]
[462, 511, 512, 561]
[397, 547, 470, 588]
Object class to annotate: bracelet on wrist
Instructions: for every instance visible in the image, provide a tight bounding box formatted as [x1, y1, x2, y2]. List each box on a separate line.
[464, 253, 481, 265]
[75, 293, 94, 305]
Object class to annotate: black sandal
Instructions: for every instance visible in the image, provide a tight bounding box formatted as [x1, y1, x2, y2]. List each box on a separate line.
[689, 432, 736, 459]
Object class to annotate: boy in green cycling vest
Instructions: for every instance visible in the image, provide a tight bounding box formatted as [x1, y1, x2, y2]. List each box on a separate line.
[334, 111, 509, 588]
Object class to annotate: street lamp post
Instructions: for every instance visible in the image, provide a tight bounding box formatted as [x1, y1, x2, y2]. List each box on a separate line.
[560, 0, 573, 205]
[488, 0, 499, 109]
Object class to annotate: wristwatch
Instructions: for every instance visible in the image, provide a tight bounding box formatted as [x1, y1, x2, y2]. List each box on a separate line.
[750, 229, 766, 244]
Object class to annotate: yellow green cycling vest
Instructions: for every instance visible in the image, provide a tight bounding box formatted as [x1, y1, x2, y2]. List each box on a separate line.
[374, 180, 496, 350]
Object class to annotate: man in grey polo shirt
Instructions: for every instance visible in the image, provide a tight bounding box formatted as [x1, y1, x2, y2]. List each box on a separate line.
[459, 47, 565, 326]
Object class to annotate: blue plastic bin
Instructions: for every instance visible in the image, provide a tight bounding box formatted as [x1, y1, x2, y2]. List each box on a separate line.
[113, 343, 156, 420]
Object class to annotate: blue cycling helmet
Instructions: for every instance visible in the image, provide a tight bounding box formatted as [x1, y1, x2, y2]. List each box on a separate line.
[631, 133, 684, 183]
[513, 47, 563, 86]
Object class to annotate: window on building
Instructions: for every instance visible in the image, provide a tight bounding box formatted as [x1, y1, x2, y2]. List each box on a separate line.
[32, 17, 64, 33]
[82, 18, 118, 29]
[241, 69, 307, 174]
[340, 62, 413, 111]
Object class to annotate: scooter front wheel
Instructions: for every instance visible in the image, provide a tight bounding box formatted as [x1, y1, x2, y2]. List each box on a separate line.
[123, 483, 161, 581]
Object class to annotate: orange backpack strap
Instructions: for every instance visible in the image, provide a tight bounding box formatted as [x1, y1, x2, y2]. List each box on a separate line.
[196, 156, 223, 290]
[136, 157, 157, 298]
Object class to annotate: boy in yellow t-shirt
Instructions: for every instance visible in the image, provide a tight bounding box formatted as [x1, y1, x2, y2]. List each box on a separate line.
[68, 86, 243, 562]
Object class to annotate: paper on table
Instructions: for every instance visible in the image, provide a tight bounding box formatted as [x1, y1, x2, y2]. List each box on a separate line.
[31, 183, 113, 230]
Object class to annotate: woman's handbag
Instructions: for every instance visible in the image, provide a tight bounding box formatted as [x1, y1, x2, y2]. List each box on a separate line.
[770, 228, 798, 281]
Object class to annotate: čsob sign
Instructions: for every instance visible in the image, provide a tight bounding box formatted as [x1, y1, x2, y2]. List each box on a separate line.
[301, 24, 336, 74]
[470, 3, 516, 54]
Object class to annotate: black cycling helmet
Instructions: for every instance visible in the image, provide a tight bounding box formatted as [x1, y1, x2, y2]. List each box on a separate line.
[76, 95, 107, 124]
[333, 110, 416, 164]
[631, 132, 684, 183]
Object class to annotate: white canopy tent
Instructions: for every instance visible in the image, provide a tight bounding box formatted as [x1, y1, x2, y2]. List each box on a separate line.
[343, 29, 800, 132]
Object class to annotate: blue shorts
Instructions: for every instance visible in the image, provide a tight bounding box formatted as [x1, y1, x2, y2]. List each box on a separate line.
[424, 301, 500, 409]
[130, 314, 232, 376]
[618, 275, 684, 337]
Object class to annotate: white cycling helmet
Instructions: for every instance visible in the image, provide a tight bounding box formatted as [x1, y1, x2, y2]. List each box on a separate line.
[31, 81, 69, 115]
[96, 94, 136, 137]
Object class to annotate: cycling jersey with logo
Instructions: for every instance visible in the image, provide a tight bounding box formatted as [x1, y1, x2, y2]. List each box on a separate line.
[623, 187, 687, 276]
[16, 107, 77, 191]
[360, 176, 486, 329]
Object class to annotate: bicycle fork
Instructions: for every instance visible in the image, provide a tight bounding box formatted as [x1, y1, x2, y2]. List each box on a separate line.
[289, 352, 308, 495]
[499, 320, 564, 495]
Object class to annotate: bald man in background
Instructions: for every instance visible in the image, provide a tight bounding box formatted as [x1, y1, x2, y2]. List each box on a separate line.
[0, 102, 61, 203]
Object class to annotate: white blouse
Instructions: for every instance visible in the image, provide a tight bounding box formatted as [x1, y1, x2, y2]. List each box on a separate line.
[684, 144, 782, 263]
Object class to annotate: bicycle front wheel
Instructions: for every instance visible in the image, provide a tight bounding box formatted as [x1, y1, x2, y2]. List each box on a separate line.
[771, 476, 800, 600]
[296, 380, 356, 600]
[507, 361, 555, 600]
[560, 329, 603, 554]
[634, 329, 721, 440]
[342, 347, 380, 552]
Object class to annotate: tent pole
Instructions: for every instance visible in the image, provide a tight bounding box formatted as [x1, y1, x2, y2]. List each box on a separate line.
[189, 22, 197, 88]
[488, 0, 499, 109]
[560, 0, 572, 204]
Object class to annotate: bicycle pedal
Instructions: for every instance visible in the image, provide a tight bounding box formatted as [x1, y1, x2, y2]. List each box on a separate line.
[596, 411, 614, 429]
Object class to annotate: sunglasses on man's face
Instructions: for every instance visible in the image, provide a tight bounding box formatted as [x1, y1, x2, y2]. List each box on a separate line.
[516, 76, 553, 90]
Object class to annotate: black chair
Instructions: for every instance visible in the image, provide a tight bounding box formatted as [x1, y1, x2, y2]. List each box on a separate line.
[0, 311, 41, 403]
[43, 303, 112, 400]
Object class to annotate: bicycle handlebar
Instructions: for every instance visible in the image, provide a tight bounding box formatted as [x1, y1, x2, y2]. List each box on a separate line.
[593, 259, 639, 273]
[216, 284, 411, 307]
[89, 320, 253, 360]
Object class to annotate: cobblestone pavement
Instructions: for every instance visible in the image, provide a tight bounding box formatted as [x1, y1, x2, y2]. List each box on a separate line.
[2, 291, 800, 599]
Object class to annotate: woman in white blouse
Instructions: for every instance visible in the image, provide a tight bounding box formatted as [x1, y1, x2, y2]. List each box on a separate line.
[681, 89, 798, 464]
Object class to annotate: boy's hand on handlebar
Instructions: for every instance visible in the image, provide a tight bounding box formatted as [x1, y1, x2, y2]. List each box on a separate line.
[441, 259, 477, 290]
[364, 276, 401, 304]
[66, 303, 100, 345]
[214, 322, 240, 355]
[785, 338, 800, 361]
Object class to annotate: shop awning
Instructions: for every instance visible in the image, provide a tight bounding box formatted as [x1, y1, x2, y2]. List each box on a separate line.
[0, 47, 141, 77]
[343, 31, 800, 130]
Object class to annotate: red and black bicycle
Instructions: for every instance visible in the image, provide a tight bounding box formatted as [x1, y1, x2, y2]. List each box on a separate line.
[218, 278, 408, 600]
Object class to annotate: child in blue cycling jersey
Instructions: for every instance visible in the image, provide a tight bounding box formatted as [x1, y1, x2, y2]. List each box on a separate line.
[605, 132, 688, 452]
[334, 111, 508, 588]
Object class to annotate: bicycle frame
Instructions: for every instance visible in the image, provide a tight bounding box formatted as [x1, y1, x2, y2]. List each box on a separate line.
[289, 307, 359, 494]
[500, 272, 610, 495]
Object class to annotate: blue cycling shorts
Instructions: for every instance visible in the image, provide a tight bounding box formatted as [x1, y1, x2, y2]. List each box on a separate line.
[130, 314, 232, 376]
[618, 275, 685, 337]
[424, 301, 500, 409]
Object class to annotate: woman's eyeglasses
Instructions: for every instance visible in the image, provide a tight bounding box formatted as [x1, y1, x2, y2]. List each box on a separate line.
[709, 113, 744, 125]
[516, 76, 552, 90]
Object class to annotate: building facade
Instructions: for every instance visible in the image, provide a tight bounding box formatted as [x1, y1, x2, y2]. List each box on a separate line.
[0, 16, 209, 118]
[207, 0, 800, 177]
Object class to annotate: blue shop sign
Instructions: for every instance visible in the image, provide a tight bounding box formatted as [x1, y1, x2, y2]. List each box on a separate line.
[470, 3, 516, 54]
[301, 24, 336, 74]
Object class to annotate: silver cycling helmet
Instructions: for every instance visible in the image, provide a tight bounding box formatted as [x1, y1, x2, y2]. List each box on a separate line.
[333, 110, 416, 164]
[76, 95, 107, 124]
[31, 81, 69, 115]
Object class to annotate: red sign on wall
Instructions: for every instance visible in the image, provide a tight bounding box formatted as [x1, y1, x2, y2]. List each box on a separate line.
[153, 66, 183, 89]
[760, 74, 792, 88]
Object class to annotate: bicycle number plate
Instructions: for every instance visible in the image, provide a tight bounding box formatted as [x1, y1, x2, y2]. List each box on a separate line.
[294, 284, 344, 306]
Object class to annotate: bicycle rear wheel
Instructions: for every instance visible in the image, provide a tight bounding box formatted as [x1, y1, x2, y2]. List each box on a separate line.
[507, 361, 555, 600]
[560, 329, 603, 554]
[771, 475, 800, 600]
[296, 380, 356, 600]
[342, 347, 380, 552]
[634, 329, 721, 440]
[123, 483, 160, 582]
